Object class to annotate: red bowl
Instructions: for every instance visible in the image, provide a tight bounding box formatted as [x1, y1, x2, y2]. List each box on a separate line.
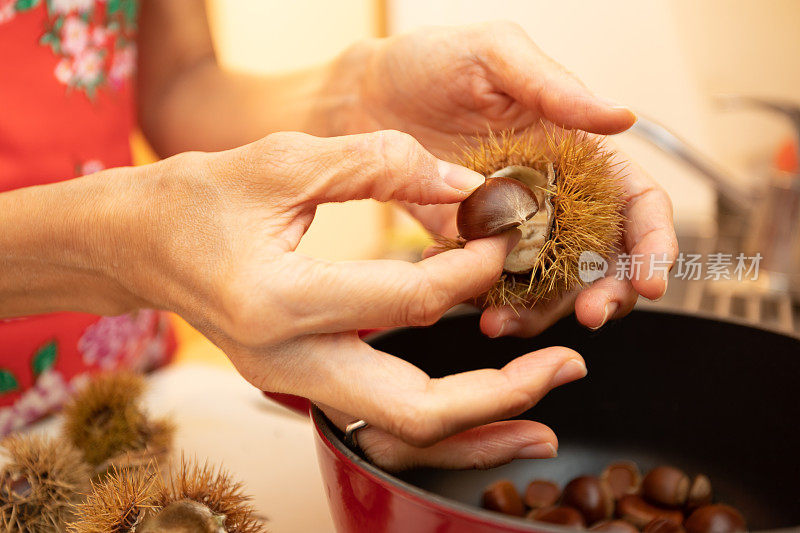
[298, 310, 800, 532]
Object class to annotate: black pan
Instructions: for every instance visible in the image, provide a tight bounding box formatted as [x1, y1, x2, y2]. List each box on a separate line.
[353, 309, 800, 531]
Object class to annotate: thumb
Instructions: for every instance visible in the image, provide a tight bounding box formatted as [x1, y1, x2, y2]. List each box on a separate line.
[305, 129, 485, 205]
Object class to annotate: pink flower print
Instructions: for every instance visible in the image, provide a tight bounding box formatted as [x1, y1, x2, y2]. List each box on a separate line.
[73, 49, 104, 86]
[91, 25, 114, 48]
[51, 0, 94, 15]
[54, 58, 74, 85]
[61, 15, 89, 57]
[79, 159, 104, 176]
[0, 0, 15, 25]
[78, 311, 159, 371]
[0, 371, 89, 437]
[109, 44, 136, 86]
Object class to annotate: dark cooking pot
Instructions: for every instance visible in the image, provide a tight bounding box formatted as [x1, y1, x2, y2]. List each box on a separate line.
[311, 309, 800, 532]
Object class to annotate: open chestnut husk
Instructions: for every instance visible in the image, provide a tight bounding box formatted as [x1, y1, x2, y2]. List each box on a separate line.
[481, 480, 525, 517]
[642, 466, 690, 508]
[684, 504, 746, 533]
[456, 176, 539, 241]
[561, 475, 614, 525]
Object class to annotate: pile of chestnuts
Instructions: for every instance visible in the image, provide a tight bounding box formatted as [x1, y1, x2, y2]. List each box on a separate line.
[481, 462, 746, 532]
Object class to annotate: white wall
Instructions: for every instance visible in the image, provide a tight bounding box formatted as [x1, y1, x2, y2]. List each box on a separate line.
[388, 0, 800, 235]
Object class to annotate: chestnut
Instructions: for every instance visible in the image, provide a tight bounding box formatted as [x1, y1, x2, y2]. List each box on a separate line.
[561, 475, 614, 525]
[684, 504, 746, 533]
[524, 479, 561, 510]
[601, 461, 642, 499]
[590, 519, 640, 532]
[528, 505, 586, 528]
[644, 518, 686, 533]
[642, 466, 690, 508]
[686, 475, 712, 511]
[616, 495, 684, 529]
[481, 480, 525, 517]
[456, 176, 539, 240]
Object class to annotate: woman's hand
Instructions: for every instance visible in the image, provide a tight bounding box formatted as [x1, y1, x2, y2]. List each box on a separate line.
[94, 130, 586, 470]
[335, 22, 678, 335]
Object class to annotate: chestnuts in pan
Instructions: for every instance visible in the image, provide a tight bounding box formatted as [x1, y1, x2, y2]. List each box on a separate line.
[482, 480, 525, 517]
[641, 466, 690, 508]
[684, 504, 746, 533]
[523, 479, 561, 510]
[561, 475, 614, 525]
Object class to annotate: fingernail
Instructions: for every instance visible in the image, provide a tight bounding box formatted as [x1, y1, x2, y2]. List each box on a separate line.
[516, 442, 557, 459]
[490, 318, 520, 338]
[504, 228, 522, 253]
[589, 302, 618, 331]
[551, 358, 587, 388]
[437, 160, 485, 192]
[655, 277, 669, 302]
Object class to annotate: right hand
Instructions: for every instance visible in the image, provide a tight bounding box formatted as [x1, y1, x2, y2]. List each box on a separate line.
[102, 130, 587, 470]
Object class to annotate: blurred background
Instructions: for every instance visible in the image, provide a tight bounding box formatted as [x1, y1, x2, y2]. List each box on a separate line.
[134, 0, 799, 357]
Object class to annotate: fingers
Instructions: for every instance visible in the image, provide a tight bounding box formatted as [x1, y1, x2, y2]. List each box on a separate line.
[270, 230, 519, 336]
[246, 130, 485, 206]
[323, 406, 558, 472]
[574, 274, 639, 330]
[283, 334, 585, 448]
[614, 150, 679, 301]
[477, 22, 636, 134]
[480, 292, 578, 338]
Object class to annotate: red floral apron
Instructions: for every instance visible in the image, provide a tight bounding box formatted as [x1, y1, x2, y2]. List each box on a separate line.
[0, 0, 174, 435]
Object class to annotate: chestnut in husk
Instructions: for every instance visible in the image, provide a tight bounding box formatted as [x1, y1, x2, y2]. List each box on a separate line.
[456, 176, 539, 241]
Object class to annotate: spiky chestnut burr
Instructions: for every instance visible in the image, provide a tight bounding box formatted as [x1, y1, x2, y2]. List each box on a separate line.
[0, 434, 91, 532]
[151, 457, 265, 533]
[437, 127, 624, 307]
[69, 457, 266, 533]
[68, 465, 159, 533]
[61, 372, 174, 475]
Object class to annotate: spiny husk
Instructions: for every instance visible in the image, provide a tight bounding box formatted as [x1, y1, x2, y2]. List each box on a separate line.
[61, 372, 174, 474]
[436, 128, 625, 308]
[68, 464, 159, 533]
[155, 456, 265, 533]
[0, 434, 91, 532]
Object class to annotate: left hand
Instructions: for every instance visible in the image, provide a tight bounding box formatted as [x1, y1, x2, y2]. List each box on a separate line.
[340, 21, 677, 337]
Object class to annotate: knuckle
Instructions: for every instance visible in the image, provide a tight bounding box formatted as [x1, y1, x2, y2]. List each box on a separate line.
[390, 400, 443, 447]
[400, 277, 450, 327]
[370, 129, 421, 169]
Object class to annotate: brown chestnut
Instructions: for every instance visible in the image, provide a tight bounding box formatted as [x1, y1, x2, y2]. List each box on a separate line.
[590, 519, 640, 532]
[561, 475, 614, 525]
[524, 479, 561, 510]
[456, 176, 539, 240]
[601, 461, 642, 499]
[686, 475, 712, 510]
[644, 518, 686, 533]
[481, 480, 525, 517]
[642, 466, 690, 508]
[684, 504, 746, 533]
[616, 495, 684, 529]
[528, 505, 586, 528]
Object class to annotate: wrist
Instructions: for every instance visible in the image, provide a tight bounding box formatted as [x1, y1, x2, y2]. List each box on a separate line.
[0, 169, 150, 317]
